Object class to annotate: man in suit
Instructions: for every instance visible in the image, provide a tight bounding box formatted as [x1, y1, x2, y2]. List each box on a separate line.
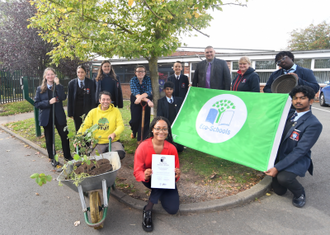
[265, 85, 322, 208]
[192, 46, 231, 90]
[157, 81, 184, 152]
[263, 51, 319, 93]
[167, 61, 189, 99]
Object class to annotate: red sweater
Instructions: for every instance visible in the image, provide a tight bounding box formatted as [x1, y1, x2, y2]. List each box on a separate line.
[133, 138, 180, 182]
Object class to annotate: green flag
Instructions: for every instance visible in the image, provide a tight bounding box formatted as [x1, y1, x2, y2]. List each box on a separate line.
[171, 87, 291, 172]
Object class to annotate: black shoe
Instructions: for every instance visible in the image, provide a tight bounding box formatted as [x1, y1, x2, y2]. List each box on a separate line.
[142, 206, 153, 232]
[292, 193, 306, 208]
[51, 159, 59, 167]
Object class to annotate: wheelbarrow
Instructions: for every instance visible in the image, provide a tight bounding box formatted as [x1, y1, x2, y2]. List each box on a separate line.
[57, 141, 121, 229]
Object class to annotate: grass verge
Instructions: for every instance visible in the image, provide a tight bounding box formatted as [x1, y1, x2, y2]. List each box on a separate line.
[0, 100, 68, 116]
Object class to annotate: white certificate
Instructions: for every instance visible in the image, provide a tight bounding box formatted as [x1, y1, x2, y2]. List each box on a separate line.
[151, 154, 175, 189]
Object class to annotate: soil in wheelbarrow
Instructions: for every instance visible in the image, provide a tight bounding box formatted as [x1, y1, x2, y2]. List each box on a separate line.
[115, 153, 265, 204]
[73, 159, 112, 176]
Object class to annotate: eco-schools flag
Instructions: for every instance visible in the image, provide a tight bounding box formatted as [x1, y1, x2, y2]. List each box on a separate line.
[171, 87, 291, 172]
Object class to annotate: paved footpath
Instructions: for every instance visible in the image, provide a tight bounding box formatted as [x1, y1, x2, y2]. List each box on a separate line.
[1, 104, 330, 234]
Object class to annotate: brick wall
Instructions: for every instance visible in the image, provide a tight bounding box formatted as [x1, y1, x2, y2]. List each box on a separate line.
[122, 84, 131, 99]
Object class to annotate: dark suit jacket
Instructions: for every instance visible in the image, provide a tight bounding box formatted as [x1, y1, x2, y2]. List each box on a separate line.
[192, 58, 231, 90]
[167, 74, 189, 98]
[275, 110, 322, 177]
[157, 96, 183, 123]
[95, 76, 123, 108]
[34, 84, 67, 127]
[263, 65, 320, 93]
[67, 77, 95, 117]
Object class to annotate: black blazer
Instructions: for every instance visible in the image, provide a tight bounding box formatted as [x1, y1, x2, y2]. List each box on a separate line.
[34, 84, 67, 127]
[167, 74, 189, 99]
[95, 75, 123, 108]
[157, 96, 183, 122]
[192, 58, 231, 90]
[263, 65, 320, 93]
[67, 77, 96, 117]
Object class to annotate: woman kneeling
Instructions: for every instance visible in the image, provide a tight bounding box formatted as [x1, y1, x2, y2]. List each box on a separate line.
[133, 116, 180, 232]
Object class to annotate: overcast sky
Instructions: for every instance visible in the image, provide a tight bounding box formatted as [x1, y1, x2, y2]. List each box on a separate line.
[182, 0, 330, 51]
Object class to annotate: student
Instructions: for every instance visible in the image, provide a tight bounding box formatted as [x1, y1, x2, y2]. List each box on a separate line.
[167, 61, 189, 99]
[67, 65, 95, 132]
[265, 85, 322, 208]
[157, 81, 184, 152]
[34, 67, 72, 165]
[133, 116, 180, 232]
[129, 65, 154, 144]
[94, 60, 123, 108]
[263, 51, 319, 93]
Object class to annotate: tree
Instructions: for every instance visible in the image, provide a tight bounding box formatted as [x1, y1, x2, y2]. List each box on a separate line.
[0, 0, 90, 82]
[29, 0, 246, 112]
[0, 0, 52, 80]
[288, 21, 330, 51]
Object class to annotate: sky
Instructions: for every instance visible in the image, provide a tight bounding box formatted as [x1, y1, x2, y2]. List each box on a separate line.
[182, 0, 330, 51]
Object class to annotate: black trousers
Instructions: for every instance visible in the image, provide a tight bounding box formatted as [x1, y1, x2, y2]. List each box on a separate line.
[272, 171, 304, 197]
[142, 181, 179, 215]
[73, 114, 83, 132]
[129, 94, 152, 141]
[43, 117, 72, 161]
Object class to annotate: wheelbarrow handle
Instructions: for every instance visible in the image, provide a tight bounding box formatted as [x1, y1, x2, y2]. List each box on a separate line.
[108, 137, 112, 152]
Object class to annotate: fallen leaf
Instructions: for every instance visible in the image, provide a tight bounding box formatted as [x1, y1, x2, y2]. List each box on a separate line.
[24, 145, 29, 147]
[35, 193, 39, 196]
[74, 221, 80, 226]
[35, 152, 40, 155]
[266, 193, 271, 196]
[6, 150, 10, 152]
[26, 154, 30, 156]
[210, 171, 217, 179]
[32, 160, 36, 162]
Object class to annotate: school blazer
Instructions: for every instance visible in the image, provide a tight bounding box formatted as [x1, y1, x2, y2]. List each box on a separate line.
[34, 84, 67, 127]
[275, 110, 322, 177]
[67, 77, 95, 117]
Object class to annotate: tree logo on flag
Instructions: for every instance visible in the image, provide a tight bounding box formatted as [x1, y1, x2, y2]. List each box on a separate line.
[196, 94, 247, 143]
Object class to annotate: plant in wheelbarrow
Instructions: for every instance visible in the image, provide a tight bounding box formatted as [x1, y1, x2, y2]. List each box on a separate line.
[30, 124, 122, 229]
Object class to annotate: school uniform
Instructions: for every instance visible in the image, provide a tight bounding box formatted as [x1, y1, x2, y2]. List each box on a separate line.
[167, 74, 189, 98]
[34, 84, 72, 160]
[67, 77, 95, 131]
[157, 96, 184, 152]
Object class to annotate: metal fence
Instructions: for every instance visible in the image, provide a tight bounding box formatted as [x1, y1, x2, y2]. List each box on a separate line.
[0, 69, 69, 104]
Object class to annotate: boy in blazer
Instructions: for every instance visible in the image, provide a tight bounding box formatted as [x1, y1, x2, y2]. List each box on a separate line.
[157, 81, 184, 152]
[167, 61, 189, 99]
[265, 85, 322, 208]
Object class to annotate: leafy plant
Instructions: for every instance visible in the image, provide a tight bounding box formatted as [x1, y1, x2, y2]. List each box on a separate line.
[31, 123, 101, 186]
[30, 173, 52, 186]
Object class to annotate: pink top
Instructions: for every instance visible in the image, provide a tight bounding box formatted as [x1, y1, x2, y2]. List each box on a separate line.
[133, 137, 180, 182]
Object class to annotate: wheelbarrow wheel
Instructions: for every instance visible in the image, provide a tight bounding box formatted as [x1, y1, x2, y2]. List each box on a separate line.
[89, 191, 104, 229]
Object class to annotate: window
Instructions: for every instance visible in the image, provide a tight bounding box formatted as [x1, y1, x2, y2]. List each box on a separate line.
[232, 62, 239, 71]
[295, 59, 311, 69]
[313, 71, 330, 83]
[255, 60, 276, 70]
[314, 59, 330, 69]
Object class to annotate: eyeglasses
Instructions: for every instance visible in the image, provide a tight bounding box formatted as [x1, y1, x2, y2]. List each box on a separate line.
[276, 56, 288, 65]
[136, 71, 146, 73]
[153, 128, 168, 132]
